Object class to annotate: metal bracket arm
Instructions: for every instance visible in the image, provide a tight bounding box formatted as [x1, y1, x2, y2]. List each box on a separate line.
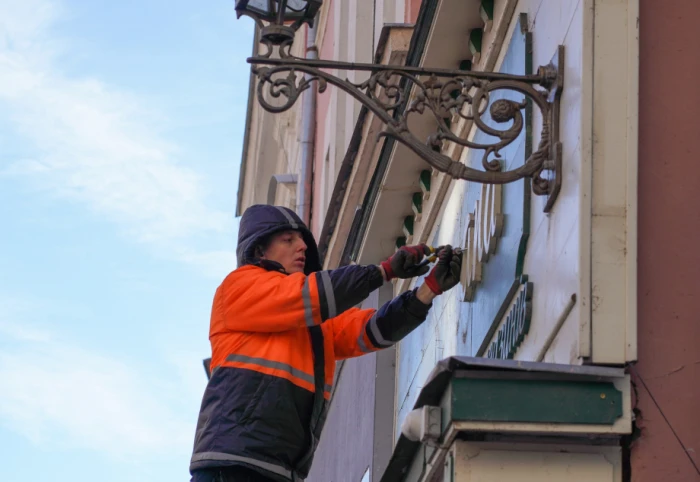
[247, 45, 565, 212]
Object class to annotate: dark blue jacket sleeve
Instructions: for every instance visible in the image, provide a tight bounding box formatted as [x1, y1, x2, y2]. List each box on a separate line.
[328, 288, 432, 360]
[364, 288, 432, 348]
[312, 264, 385, 321]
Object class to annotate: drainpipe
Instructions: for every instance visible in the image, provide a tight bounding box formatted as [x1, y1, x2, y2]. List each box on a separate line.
[268, 173, 299, 205]
[297, 23, 318, 226]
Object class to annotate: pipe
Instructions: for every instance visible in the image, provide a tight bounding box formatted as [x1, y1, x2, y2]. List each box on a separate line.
[268, 173, 298, 205]
[536, 293, 577, 362]
[297, 23, 318, 225]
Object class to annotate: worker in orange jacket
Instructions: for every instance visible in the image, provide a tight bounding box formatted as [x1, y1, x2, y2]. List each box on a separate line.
[190, 204, 462, 482]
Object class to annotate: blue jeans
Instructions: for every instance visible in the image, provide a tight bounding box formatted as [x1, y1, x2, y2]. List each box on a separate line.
[191, 466, 277, 482]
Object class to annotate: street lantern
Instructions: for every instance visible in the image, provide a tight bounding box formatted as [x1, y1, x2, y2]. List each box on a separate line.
[235, 0, 321, 45]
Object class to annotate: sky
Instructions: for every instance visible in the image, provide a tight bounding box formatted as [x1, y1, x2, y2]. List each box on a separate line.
[0, 1, 253, 480]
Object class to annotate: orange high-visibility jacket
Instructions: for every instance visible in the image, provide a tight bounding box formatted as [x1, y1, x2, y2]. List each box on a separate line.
[190, 205, 431, 482]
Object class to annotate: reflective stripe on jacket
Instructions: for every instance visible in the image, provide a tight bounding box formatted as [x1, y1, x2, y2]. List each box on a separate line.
[189, 263, 431, 481]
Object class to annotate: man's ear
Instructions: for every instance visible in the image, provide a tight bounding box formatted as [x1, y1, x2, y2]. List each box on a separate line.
[254, 245, 266, 259]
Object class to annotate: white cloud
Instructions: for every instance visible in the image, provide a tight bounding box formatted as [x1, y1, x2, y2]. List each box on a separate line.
[176, 244, 240, 278]
[0, 318, 203, 461]
[0, 0, 236, 273]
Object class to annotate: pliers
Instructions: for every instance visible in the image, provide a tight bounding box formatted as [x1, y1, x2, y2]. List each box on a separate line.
[416, 245, 440, 267]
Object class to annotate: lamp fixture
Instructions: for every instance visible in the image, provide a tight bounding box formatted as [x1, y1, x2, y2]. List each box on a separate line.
[236, 0, 565, 212]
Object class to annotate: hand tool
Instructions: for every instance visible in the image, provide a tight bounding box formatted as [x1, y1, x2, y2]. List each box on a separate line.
[416, 245, 463, 268]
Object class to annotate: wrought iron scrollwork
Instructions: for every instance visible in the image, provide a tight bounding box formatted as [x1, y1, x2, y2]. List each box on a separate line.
[255, 67, 327, 113]
[250, 45, 564, 211]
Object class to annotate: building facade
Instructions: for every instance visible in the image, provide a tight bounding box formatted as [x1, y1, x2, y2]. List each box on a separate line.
[236, 1, 700, 481]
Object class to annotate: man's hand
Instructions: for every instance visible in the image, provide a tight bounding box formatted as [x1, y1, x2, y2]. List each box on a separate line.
[380, 244, 432, 281]
[423, 245, 462, 295]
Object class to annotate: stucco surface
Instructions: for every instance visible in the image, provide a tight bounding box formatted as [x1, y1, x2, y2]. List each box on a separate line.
[633, 0, 700, 480]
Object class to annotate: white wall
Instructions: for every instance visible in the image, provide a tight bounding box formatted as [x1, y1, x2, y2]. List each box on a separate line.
[240, 29, 306, 212]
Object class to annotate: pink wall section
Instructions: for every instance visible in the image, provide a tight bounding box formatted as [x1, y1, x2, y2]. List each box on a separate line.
[310, 0, 417, 237]
[311, 0, 335, 237]
[634, 0, 700, 480]
[406, 0, 421, 23]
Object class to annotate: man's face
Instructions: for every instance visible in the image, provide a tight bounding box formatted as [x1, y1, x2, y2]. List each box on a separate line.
[262, 230, 308, 274]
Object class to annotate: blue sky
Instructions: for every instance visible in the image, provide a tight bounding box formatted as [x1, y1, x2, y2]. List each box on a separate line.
[0, 1, 253, 480]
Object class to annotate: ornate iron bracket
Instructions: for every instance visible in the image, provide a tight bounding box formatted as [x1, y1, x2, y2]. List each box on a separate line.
[248, 45, 564, 212]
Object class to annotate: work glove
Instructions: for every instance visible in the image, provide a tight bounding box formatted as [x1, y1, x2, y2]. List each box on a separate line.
[424, 245, 462, 295]
[381, 244, 432, 280]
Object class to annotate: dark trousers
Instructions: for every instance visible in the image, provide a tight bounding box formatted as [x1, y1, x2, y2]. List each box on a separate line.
[191, 466, 278, 482]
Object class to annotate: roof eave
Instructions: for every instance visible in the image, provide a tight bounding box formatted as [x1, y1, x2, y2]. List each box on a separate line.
[236, 26, 260, 217]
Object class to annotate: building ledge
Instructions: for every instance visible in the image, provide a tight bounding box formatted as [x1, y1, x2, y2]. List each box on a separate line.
[380, 356, 631, 482]
[342, 0, 518, 269]
[319, 23, 414, 268]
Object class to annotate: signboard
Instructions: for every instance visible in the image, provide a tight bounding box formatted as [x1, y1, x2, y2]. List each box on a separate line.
[460, 13, 533, 358]
[394, 13, 536, 439]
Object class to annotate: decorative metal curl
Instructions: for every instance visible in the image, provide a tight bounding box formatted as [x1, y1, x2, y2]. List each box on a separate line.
[249, 44, 564, 212]
[255, 66, 327, 113]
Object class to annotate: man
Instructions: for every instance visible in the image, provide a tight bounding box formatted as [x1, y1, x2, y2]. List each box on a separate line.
[190, 204, 462, 482]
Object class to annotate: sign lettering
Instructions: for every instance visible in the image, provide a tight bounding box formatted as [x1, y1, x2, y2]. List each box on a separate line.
[486, 279, 533, 360]
[461, 183, 504, 301]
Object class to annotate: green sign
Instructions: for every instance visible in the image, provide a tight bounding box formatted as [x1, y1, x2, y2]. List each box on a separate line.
[486, 277, 533, 359]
